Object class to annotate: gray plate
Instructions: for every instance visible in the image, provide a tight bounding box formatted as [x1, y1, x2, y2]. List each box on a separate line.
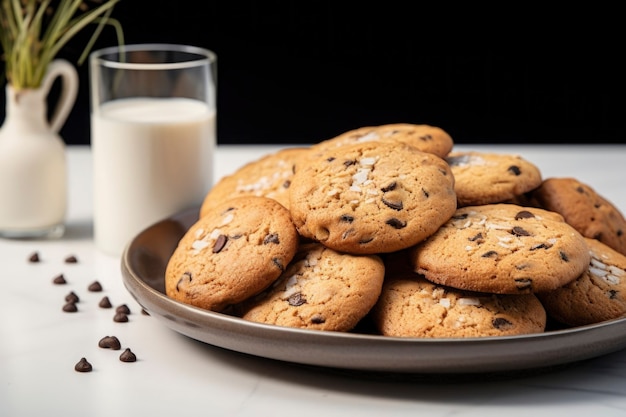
[121, 208, 626, 374]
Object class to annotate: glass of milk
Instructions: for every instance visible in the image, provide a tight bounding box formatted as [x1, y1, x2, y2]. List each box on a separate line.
[89, 44, 216, 256]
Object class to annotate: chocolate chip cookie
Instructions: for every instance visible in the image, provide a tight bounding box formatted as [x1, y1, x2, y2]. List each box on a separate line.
[165, 196, 299, 312]
[289, 141, 458, 254]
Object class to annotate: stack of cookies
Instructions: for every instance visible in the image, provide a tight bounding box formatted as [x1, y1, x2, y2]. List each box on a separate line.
[164, 123, 626, 338]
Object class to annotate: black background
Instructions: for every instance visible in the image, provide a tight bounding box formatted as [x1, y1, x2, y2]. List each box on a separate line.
[1, 1, 625, 146]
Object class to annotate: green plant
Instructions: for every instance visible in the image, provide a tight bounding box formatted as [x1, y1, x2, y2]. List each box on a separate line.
[0, 0, 123, 90]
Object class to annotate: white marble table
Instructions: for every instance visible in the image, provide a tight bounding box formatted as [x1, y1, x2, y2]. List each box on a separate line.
[2, 144, 626, 417]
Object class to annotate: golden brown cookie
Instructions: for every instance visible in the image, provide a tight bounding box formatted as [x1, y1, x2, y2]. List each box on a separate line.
[371, 271, 547, 338]
[311, 123, 454, 158]
[530, 177, 626, 256]
[239, 243, 385, 332]
[537, 237, 626, 327]
[445, 150, 543, 207]
[289, 141, 458, 255]
[165, 196, 299, 312]
[410, 204, 591, 294]
[200, 146, 311, 215]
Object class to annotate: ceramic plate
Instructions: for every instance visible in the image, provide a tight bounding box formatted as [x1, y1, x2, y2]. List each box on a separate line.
[121, 208, 626, 374]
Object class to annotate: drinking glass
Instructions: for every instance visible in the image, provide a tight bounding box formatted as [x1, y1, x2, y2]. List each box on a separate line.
[90, 44, 217, 256]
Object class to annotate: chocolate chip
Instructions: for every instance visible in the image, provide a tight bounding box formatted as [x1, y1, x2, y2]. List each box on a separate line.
[115, 304, 131, 315]
[343, 159, 356, 167]
[469, 233, 484, 242]
[576, 186, 585, 194]
[63, 302, 78, 312]
[419, 134, 433, 141]
[508, 165, 521, 175]
[64, 255, 78, 263]
[609, 289, 618, 299]
[530, 242, 552, 250]
[271, 257, 285, 271]
[28, 252, 40, 263]
[492, 317, 513, 330]
[559, 251, 570, 262]
[88, 281, 103, 292]
[453, 213, 469, 220]
[382, 198, 403, 210]
[282, 180, 291, 189]
[263, 233, 280, 244]
[358, 236, 374, 244]
[340, 214, 354, 223]
[511, 226, 531, 237]
[176, 272, 192, 291]
[74, 358, 92, 372]
[514, 210, 535, 220]
[65, 291, 79, 303]
[386, 218, 407, 229]
[52, 274, 66, 284]
[514, 278, 533, 290]
[119, 348, 137, 363]
[288, 292, 306, 306]
[212, 234, 227, 253]
[98, 335, 121, 350]
[113, 312, 129, 323]
[422, 188, 430, 198]
[381, 182, 397, 192]
[311, 314, 325, 324]
[99, 296, 112, 308]
[481, 250, 498, 258]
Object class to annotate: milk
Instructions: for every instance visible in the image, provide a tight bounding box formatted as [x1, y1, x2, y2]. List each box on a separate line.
[92, 97, 215, 256]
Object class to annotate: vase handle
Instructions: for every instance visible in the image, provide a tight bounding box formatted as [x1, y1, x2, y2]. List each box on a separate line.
[40, 59, 79, 134]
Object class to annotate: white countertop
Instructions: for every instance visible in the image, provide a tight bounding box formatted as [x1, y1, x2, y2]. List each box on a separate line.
[2, 143, 626, 417]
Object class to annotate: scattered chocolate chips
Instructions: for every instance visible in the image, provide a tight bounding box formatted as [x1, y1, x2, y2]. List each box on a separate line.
[87, 281, 103, 292]
[65, 291, 79, 303]
[62, 302, 78, 312]
[99, 296, 112, 308]
[28, 252, 40, 263]
[119, 348, 137, 363]
[98, 335, 121, 350]
[115, 304, 131, 315]
[113, 312, 129, 323]
[52, 274, 67, 284]
[64, 255, 78, 263]
[74, 357, 92, 372]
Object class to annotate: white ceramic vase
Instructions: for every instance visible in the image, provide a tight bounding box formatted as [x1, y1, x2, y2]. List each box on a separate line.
[0, 59, 78, 238]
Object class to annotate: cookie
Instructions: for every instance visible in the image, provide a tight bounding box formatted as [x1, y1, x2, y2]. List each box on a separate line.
[200, 146, 311, 215]
[445, 150, 543, 207]
[165, 196, 299, 312]
[410, 204, 591, 294]
[371, 271, 547, 338]
[311, 123, 454, 159]
[529, 177, 626, 256]
[238, 243, 385, 332]
[537, 237, 626, 327]
[289, 141, 458, 255]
